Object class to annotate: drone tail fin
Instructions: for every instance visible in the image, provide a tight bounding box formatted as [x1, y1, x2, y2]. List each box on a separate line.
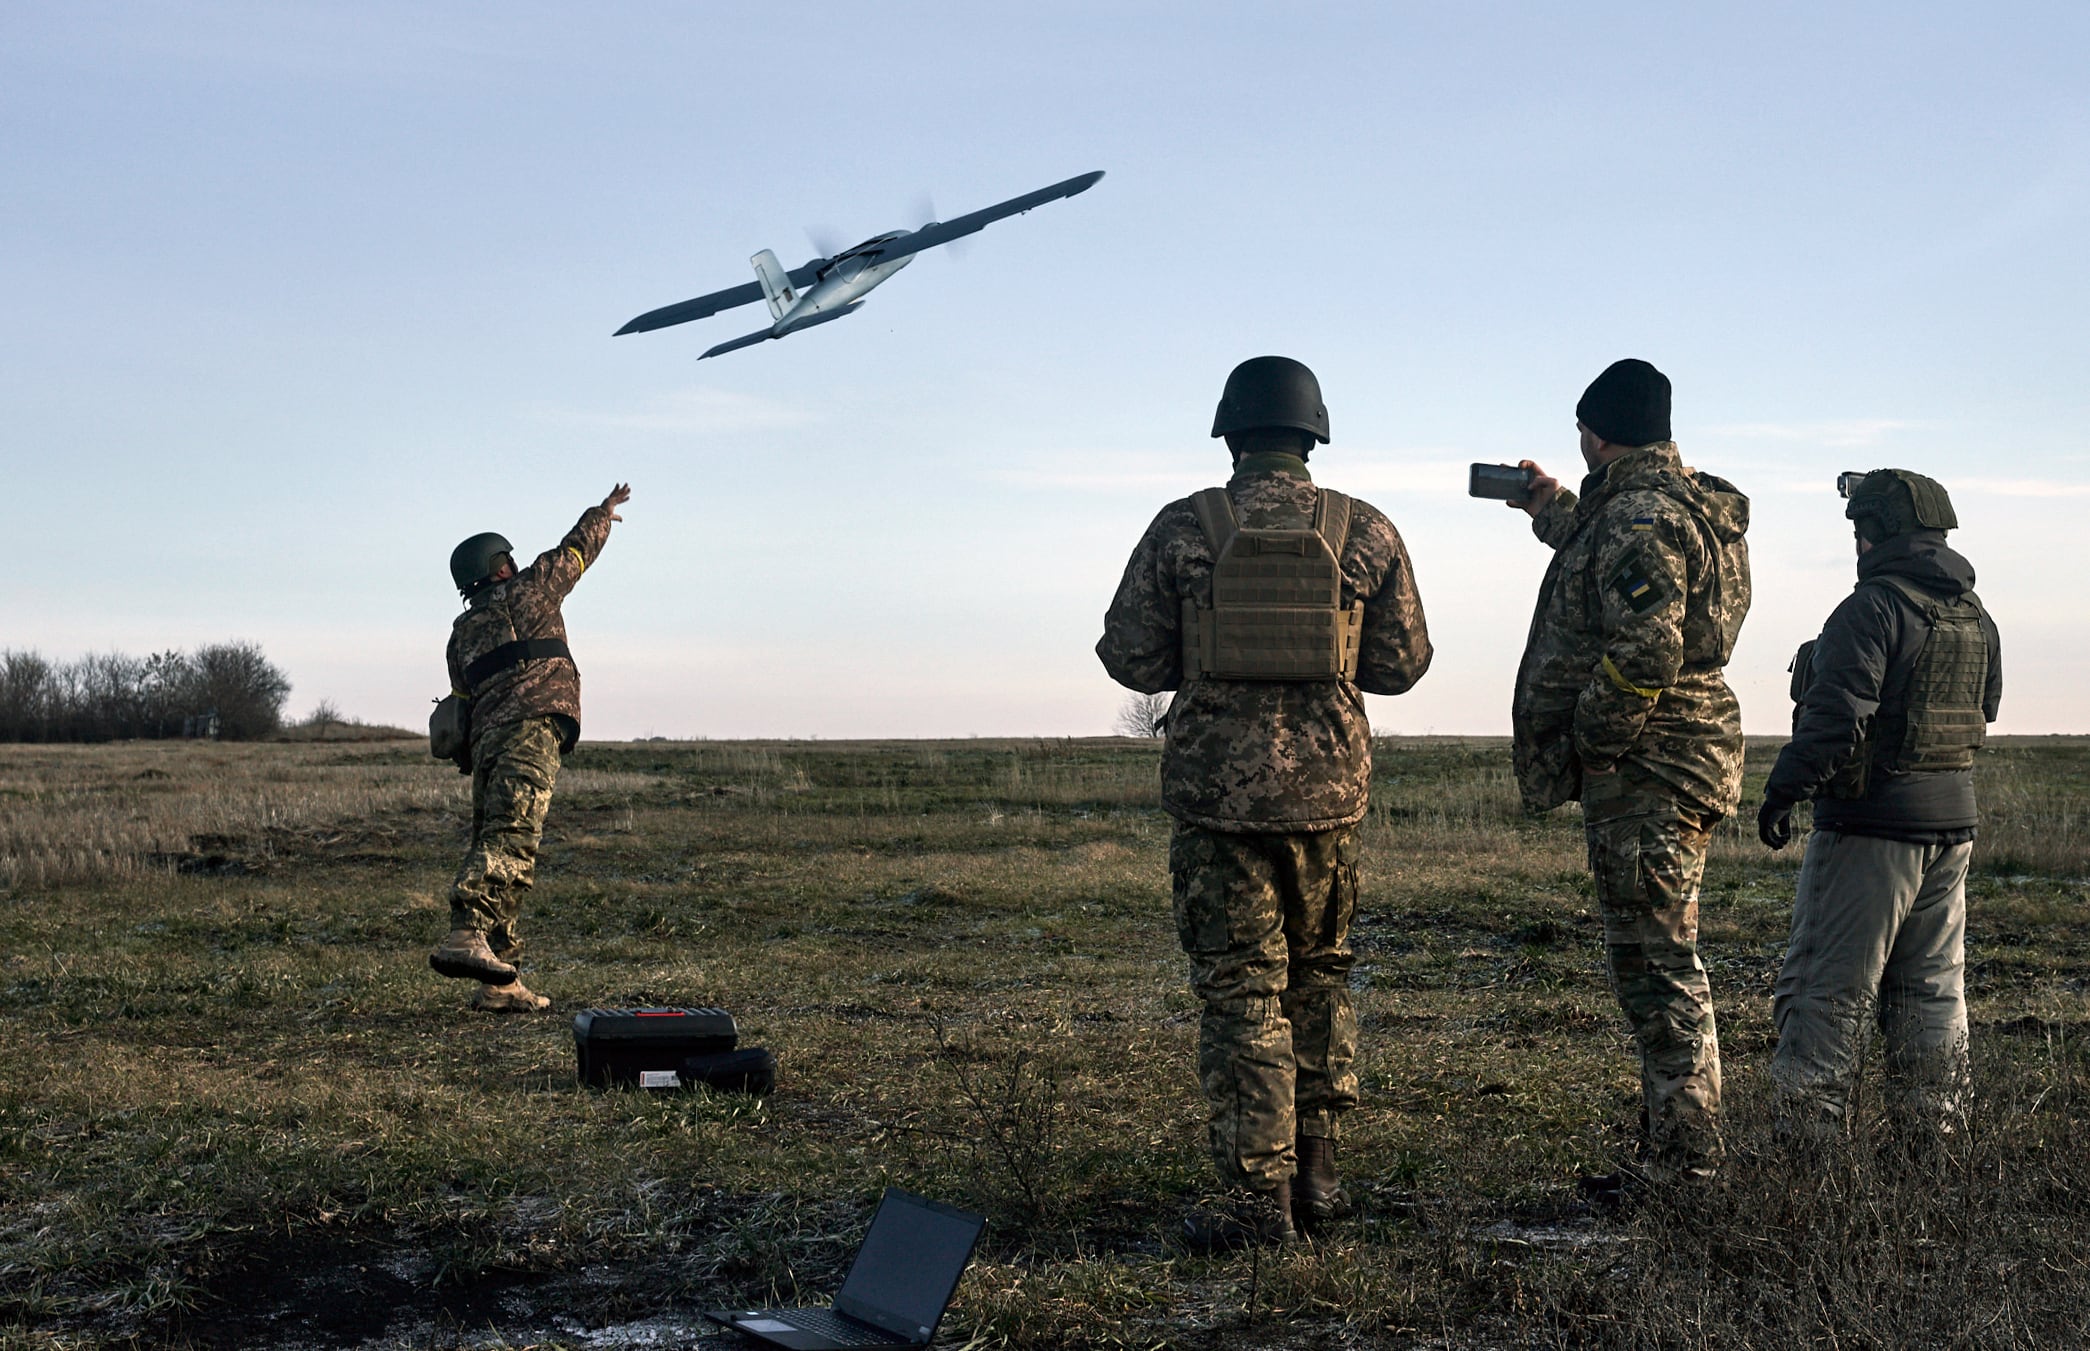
[750, 249, 799, 321]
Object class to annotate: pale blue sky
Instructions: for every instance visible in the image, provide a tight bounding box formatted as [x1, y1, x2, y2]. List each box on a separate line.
[5, 3, 2085, 736]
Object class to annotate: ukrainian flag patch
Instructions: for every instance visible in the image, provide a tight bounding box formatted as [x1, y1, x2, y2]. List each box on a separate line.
[1607, 553, 1664, 614]
[1630, 515, 1656, 533]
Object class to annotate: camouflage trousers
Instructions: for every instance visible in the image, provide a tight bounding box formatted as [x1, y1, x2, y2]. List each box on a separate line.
[448, 716, 563, 944]
[1170, 821, 1360, 1191]
[1772, 831, 1971, 1140]
[1582, 771, 1723, 1181]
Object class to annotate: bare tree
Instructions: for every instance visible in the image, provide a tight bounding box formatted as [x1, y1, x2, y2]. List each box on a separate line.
[1114, 691, 1172, 738]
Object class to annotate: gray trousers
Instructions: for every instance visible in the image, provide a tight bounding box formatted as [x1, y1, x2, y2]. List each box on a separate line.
[1771, 830, 1971, 1136]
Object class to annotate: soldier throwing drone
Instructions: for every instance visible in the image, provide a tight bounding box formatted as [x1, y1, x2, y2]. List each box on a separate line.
[428, 485, 630, 1014]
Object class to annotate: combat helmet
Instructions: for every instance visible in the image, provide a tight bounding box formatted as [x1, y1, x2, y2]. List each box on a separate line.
[1212, 356, 1330, 444]
[1843, 469, 1957, 542]
[449, 532, 514, 594]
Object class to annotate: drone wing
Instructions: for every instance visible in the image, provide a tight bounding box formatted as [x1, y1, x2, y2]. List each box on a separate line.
[615, 257, 829, 336]
[865, 170, 1103, 265]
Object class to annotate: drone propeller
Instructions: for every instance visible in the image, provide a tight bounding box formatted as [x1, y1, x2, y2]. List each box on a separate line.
[804, 224, 846, 259]
[911, 191, 968, 260]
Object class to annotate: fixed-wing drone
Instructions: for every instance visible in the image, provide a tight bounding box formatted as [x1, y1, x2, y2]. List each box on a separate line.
[615, 170, 1104, 359]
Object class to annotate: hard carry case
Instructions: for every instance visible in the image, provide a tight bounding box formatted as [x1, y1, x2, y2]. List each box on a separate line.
[573, 1007, 739, 1089]
[681, 1047, 777, 1096]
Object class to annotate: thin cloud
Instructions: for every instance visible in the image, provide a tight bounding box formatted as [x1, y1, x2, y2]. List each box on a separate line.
[1954, 477, 2090, 498]
[1699, 419, 1921, 448]
[533, 390, 816, 435]
[984, 467, 1198, 492]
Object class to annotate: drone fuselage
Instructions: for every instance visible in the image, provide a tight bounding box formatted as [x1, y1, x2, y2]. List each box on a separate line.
[773, 238, 914, 335]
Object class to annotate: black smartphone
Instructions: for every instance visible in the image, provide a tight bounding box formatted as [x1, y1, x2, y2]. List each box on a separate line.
[1469, 463, 1536, 501]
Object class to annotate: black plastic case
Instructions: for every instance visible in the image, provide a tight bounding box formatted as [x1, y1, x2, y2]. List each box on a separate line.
[572, 1007, 739, 1088]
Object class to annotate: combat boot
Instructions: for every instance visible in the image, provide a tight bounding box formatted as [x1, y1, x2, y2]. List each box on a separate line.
[1181, 1181, 1298, 1252]
[471, 979, 550, 1014]
[1294, 1135, 1352, 1229]
[428, 928, 518, 983]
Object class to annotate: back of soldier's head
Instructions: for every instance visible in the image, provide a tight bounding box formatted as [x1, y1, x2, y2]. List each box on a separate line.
[1212, 356, 1329, 456]
[1844, 469, 1957, 544]
[450, 532, 515, 597]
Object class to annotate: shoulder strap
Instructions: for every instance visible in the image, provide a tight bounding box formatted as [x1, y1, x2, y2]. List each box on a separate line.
[1864, 573, 1951, 617]
[1312, 489, 1353, 557]
[464, 637, 573, 692]
[1190, 488, 1238, 558]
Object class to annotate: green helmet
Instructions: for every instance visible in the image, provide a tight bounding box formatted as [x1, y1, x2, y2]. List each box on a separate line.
[449, 532, 514, 593]
[1843, 469, 1957, 542]
[1211, 356, 1330, 443]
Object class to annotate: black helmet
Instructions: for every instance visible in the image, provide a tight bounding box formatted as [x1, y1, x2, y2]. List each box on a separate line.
[449, 532, 514, 593]
[1211, 356, 1330, 443]
[1843, 469, 1957, 542]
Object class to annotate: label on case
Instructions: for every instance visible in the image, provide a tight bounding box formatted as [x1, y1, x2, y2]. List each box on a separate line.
[639, 1069, 680, 1089]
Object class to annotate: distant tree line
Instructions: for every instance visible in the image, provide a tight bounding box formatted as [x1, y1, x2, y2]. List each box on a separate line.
[0, 642, 292, 743]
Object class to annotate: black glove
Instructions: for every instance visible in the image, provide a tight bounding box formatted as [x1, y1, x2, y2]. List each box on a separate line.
[1757, 795, 1795, 851]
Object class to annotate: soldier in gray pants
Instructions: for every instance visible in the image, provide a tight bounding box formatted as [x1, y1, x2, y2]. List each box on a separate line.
[1758, 470, 2001, 1139]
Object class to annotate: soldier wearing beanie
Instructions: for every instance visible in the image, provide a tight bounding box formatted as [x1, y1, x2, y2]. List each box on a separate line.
[1508, 359, 1752, 1198]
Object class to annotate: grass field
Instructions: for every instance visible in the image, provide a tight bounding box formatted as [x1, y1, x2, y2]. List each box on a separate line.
[2, 736, 2087, 1349]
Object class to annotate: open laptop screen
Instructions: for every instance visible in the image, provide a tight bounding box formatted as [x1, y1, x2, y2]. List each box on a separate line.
[833, 1190, 986, 1342]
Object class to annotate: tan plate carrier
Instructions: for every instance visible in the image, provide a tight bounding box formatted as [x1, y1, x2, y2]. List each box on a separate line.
[1181, 486, 1363, 681]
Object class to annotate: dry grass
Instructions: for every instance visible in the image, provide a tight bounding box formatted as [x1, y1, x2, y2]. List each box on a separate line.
[0, 735, 2086, 1348]
[0, 742, 464, 891]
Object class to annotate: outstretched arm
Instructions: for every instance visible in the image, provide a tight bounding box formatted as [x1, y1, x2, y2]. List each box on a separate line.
[529, 483, 630, 600]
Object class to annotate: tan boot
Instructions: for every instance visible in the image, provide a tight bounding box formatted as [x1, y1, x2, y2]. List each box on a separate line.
[428, 928, 518, 983]
[1181, 1180, 1297, 1252]
[1295, 1136, 1353, 1228]
[471, 979, 550, 1014]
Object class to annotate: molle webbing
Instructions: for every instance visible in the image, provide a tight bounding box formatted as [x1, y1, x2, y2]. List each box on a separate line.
[464, 638, 573, 693]
[1181, 487, 1364, 682]
[1872, 575, 1989, 773]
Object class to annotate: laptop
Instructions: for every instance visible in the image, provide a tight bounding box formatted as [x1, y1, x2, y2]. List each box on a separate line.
[704, 1188, 987, 1349]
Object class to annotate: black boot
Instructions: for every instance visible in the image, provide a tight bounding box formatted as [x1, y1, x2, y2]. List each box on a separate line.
[1294, 1136, 1352, 1228]
[1182, 1180, 1298, 1252]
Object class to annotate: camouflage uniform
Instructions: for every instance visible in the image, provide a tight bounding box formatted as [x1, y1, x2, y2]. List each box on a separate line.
[1512, 441, 1750, 1180]
[1098, 453, 1432, 1189]
[445, 504, 615, 946]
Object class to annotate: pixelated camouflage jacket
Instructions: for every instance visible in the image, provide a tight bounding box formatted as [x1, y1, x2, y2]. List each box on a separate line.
[1512, 442, 1751, 817]
[1097, 454, 1433, 832]
[446, 504, 615, 752]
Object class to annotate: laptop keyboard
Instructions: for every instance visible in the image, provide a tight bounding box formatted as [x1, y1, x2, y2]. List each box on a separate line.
[785, 1307, 898, 1346]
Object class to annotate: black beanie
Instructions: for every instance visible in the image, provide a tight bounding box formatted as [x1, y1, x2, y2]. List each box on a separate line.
[1576, 359, 1672, 447]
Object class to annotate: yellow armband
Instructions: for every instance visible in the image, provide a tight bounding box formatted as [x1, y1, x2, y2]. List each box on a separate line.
[1602, 655, 1664, 700]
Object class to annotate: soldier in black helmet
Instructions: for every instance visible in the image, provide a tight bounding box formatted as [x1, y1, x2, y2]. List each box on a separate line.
[1758, 470, 2001, 1140]
[428, 483, 630, 1013]
[1097, 357, 1432, 1247]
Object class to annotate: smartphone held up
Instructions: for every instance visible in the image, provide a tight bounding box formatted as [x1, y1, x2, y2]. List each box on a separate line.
[1468, 462, 1537, 503]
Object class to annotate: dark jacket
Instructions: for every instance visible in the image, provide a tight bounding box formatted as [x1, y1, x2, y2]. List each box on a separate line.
[1764, 532, 2002, 841]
